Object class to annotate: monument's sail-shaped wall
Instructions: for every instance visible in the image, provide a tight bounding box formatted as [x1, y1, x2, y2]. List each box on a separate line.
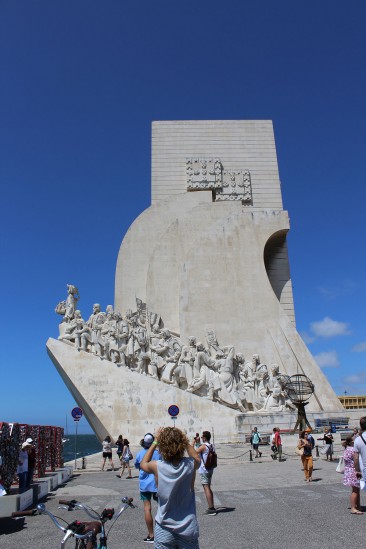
[115, 121, 342, 412]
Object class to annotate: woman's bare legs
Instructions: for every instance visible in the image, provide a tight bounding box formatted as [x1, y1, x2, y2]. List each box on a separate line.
[350, 487, 363, 514]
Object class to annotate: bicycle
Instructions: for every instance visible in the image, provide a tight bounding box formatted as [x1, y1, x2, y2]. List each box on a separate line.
[22, 496, 135, 548]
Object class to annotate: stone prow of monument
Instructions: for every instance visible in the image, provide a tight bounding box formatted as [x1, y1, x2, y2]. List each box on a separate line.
[47, 120, 345, 442]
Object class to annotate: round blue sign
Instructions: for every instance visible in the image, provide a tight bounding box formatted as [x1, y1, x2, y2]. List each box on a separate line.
[168, 404, 179, 417]
[71, 406, 83, 420]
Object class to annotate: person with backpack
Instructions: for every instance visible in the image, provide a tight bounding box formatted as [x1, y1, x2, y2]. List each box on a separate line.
[196, 430, 217, 516]
[270, 427, 278, 460]
[119, 438, 133, 479]
[251, 427, 262, 458]
[116, 434, 124, 465]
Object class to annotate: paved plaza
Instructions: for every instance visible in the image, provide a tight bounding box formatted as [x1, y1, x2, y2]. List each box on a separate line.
[1, 441, 365, 548]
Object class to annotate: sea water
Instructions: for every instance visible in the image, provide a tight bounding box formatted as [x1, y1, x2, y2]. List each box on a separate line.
[63, 434, 101, 463]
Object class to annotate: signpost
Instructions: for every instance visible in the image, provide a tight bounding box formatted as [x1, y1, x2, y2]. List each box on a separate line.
[71, 407, 83, 469]
[168, 404, 179, 427]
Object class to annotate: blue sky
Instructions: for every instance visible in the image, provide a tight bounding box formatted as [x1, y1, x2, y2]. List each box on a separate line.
[1, 1, 365, 433]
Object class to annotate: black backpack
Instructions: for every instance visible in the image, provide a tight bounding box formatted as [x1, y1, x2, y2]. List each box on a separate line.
[205, 443, 218, 469]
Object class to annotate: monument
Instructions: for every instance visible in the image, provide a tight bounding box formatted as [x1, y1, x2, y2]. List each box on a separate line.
[47, 120, 345, 442]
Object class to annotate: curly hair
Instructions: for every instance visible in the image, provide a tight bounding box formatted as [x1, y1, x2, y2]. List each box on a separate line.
[157, 427, 189, 462]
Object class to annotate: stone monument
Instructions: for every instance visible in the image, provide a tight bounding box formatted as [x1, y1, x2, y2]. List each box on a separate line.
[47, 120, 345, 442]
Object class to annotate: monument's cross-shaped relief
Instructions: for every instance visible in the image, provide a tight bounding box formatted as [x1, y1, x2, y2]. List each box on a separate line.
[186, 158, 252, 204]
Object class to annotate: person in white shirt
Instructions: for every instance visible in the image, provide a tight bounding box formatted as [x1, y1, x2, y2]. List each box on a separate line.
[354, 416, 366, 482]
[17, 442, 30, 493]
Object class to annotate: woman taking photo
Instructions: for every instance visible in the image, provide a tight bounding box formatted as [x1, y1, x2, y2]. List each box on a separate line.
[141, 427, 201, 548]
[318, 427, 334, 461]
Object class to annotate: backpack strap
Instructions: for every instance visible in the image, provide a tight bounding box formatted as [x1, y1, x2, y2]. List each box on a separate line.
[360, 434, 366, 446]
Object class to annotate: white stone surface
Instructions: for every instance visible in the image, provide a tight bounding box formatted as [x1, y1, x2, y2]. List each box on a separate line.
[47, 338, 255, 442]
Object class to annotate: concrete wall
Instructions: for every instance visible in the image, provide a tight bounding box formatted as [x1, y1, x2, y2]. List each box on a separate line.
[152, 120, 283, 209]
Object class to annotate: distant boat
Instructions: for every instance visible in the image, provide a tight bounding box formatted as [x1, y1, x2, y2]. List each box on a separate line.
[62, 413, 70, 444]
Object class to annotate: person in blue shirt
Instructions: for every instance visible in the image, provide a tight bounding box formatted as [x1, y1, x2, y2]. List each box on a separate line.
[251, 427, 262, 458]
[135, 433, 161, 544]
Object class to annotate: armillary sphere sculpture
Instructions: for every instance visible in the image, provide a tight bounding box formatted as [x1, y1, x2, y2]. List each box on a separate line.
[284, 374, 315, 432]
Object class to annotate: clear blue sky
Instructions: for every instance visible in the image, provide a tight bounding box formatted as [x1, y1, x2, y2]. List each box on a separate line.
[1, 1, 365, 433]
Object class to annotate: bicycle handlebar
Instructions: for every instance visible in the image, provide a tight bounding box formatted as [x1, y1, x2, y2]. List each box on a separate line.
[36, 504, 93, 540]
[12, 509, 38, 517]
[58, 500, 100, 520]
[59, 499, 77, 506]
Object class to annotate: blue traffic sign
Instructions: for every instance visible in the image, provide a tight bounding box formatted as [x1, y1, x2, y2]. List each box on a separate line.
[71, 406, 83, 420]
[168, 404, 179, 417]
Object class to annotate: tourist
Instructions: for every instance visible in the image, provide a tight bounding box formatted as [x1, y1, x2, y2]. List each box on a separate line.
[305, 428, 315, 450]
[274, 427, 283, 462]
[25, 438, 36, 488]
[17, 442, 30, 493]
[353, 427, 359, 440]
[119, 438, 132, 479]
[354, 416, 366, 487]
[342, 435, 362, 514]
[271, 428, 278, 460]
[298, 431, 313, 482]
[193, 432, 201, 450]
[135, 433, 161, 544]
[196, 430, 217, 515]
[101, 435, 114, 471]
[141, 427, 200, 548]
[116, 434, 124, 464]
[318, 427, 334, 461]
[251, 427, 262, 458]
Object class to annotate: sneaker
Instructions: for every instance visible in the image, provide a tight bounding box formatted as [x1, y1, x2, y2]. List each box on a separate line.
[205, 507, 217, 516]
[143, 536, 154, 543]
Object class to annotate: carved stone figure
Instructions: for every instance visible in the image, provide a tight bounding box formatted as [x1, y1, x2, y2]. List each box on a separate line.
[261, 364, 296, 412]
[150, 329, 182, 382]
[58, 310, 85, 348]
[235, 368, 255, 411]
[54, 286, 302, 415]
[169, 336, 197, 388]
[98, 305, 117, 361]
[186, 343, 215, 395]
[127, 316, 149, 374]
[81, 303, 106, 356]
[206, 346, 246, 412]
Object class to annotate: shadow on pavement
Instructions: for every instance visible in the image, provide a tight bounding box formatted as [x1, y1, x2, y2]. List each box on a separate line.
[0, 517, 28, 535]
[216, 507, 236, 514]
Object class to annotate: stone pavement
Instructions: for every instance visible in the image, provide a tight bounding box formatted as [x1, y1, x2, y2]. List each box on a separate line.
[1, 441, 365, 549]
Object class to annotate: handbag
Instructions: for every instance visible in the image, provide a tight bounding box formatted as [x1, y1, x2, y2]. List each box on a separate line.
[295, 446, 304, 456]
[336, 456, 345, 474]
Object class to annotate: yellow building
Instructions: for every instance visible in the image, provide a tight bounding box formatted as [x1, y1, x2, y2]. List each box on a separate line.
[338, 395, 366, 409]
